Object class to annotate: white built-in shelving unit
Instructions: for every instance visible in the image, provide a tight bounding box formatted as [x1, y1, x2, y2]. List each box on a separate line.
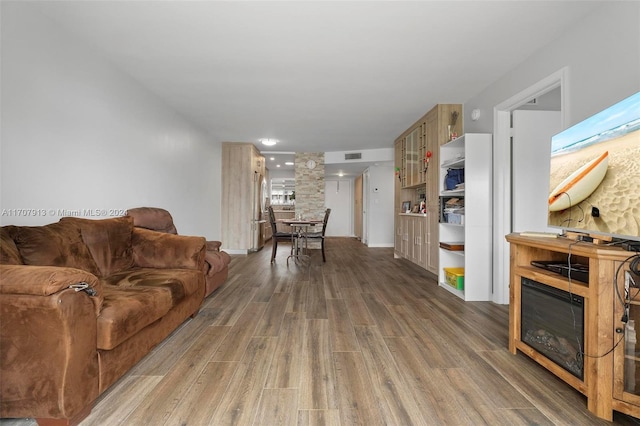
[438, 133, 492, 301]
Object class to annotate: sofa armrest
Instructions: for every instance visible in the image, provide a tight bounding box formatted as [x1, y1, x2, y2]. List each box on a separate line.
[204, 250, 231, 276]
[0, 277, 100, 420]
[0, 264, 103, 314]
[206, 240, 222, 251]
[131, 227, 206, 271]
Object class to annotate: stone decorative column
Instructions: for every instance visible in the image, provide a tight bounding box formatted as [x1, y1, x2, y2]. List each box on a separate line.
[295, 152, 325, 249]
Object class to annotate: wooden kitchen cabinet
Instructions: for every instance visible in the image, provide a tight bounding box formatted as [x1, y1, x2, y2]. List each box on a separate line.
[393, 104, 462, 275]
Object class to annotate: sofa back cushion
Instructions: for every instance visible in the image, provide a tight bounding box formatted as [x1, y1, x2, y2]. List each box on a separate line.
[0, 227, 23, 265]
[126, 207, 178, 234]
[8, 222, 101, 275]
[60, 216, 134, 277]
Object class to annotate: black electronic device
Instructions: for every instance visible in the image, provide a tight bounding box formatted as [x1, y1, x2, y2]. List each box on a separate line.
[622, 241, 640, 252]
[530, 260, 590, 284]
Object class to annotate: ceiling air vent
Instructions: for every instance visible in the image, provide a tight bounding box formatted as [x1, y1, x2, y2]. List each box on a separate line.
[344, 153, 362, 160]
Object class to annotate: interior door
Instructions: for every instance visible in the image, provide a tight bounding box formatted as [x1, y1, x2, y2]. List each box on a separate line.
[512, 110, 561, 233]
[325, 179, 352, 237]
[354, 175, 363, 240]
[362, 170, 369, 244]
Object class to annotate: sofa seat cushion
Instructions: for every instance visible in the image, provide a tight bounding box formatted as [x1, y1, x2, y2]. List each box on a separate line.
[97, 284, 174, 350]
[103, 267, 203, 304]
[97, 267, 203, 349]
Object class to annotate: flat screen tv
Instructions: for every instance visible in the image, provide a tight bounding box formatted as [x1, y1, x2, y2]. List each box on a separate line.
[548, 91, 640, 242]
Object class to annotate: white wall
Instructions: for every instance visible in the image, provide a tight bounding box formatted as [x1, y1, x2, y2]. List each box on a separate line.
[267, 169, 295, 180]
[465, 1, 640, 133]
[462, 1, 639, 303]
[365, 163, 395, 247]
[324, 148, 393, 164]
[0, 4, 222, 239]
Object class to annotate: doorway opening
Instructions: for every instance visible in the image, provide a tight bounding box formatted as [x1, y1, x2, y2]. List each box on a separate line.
[492, 67, 568, 304]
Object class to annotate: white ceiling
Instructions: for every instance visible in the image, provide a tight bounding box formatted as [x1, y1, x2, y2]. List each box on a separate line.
[33, 1, 604, 175]
[262, 151, 296, 174]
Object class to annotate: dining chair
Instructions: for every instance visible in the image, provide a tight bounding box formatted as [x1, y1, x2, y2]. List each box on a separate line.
[307, 208, 331, 262]
[268, 206, 294, 263]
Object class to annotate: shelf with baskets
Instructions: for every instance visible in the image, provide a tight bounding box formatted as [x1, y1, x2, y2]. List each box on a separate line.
[438, 133, 492, 301]
[441, 157, 465, 169]
[440, 189, 465, 196]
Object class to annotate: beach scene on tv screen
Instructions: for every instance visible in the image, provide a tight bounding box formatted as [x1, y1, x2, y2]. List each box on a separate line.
[548, 92, 640, 239]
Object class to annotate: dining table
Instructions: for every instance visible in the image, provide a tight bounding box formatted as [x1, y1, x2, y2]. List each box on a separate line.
[278, 218, 323, 265]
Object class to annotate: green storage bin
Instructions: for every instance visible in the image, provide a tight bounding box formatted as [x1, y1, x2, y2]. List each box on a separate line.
[444, 267, 464, 290]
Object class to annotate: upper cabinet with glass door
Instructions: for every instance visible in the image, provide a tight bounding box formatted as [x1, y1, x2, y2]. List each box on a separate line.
[404, 126, 425, 187]
[400, 126, 426, 188]
[405, 127, 420, 187]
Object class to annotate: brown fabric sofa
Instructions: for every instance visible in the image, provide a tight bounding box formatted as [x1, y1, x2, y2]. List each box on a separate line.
[125, 207, 230, 297]
[0, 216, 206, 425]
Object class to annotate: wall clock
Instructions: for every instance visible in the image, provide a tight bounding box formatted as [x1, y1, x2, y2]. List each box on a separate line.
[306, 160, 317, 169]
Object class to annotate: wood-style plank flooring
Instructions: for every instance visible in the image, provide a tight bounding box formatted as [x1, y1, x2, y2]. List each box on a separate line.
[3, 237, 640, 425]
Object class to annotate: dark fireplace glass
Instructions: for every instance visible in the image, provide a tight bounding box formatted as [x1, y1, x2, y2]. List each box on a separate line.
[521, 277, 584, 379]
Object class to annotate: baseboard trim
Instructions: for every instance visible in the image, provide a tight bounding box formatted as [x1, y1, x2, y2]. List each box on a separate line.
[222, 249, 249, 255]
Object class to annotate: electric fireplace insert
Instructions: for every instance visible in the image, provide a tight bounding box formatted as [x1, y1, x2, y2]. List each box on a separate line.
[521, 277, 584, 379]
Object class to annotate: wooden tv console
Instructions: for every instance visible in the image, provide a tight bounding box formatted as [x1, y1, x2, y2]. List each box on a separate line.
[506, 233, 640, 420]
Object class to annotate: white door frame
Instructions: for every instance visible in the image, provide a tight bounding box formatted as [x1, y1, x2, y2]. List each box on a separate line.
[492, 67, 569, 304]
[362, 169, 369, 245]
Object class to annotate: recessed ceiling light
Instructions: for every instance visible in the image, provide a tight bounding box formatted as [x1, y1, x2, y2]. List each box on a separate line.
[270, 157, 275, 161]
[260, 138, 278, 146]
[285, 162, 294, 166]
[276, 164, 281, 167]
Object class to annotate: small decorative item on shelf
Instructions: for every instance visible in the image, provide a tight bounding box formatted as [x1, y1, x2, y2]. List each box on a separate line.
[448, 111, 459, 141]
[395, 166, 401, 181]
[424, 150, 432, 173]
[401, 201, 411, 213]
